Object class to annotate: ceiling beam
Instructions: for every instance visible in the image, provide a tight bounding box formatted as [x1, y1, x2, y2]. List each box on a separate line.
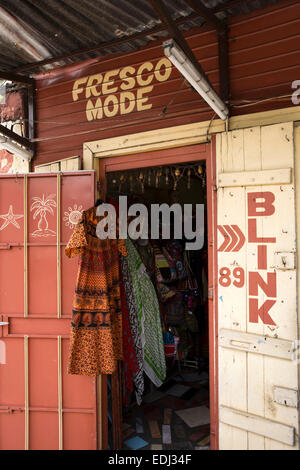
[148, 0, 212, 87]
[0, 124, 34, 150]
[184, 0, 230, 106]
[0, 70, 34, 85]
[185, 0, 227, 32]
[213, 0, 247, 13]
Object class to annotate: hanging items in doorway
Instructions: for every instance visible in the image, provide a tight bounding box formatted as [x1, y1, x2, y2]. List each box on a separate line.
[138, 172, 145, 193]
[65, 204, 126, 376]
[165, 293, 185, 326]
[163, 332, 175, 358]
[125, 238, 166, 388]
[102, 160, 210, 433]
[194, 165, 205, 188]
[165, 167, 169, 185]
[164, 240, 187, 280]
[154, 243, 177, 284]
[163, 331, 180, 363]
[156, 280, 177, 303]
[180, 251, 200, 305]
[120, 253, 144, 406]
[171, 166, 184, 191]
[119, 261, 139, 406]
[119, 174, 125, 193]
[155, 168, 163, 188]
[108, 163, 206, 195]
[109, 196, 145, 405]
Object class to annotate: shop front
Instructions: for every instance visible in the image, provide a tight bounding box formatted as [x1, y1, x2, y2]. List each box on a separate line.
[1, 114, 300, 450]
[91, 141, 217, 450]
[80, 118, 300, 450]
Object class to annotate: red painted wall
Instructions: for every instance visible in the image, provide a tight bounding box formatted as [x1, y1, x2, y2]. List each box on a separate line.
[34, 0, 300, 167]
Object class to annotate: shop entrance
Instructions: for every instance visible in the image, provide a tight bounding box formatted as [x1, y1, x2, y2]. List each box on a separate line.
[97, 143, 218, 450]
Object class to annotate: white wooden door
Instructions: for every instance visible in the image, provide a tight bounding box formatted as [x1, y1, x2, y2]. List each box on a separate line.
[216, 122, 299, 450]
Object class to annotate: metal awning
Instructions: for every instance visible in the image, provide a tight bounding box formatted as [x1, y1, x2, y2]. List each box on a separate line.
[0, 0, 282, 76]
[0, 0, 285, 157]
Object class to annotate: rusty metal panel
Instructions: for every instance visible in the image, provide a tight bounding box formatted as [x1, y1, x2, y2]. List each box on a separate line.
[0, 0, 281, 74]
[0, 0, 205, 72]
[1, 0, 290, 79]
[0, 171, 97, 450]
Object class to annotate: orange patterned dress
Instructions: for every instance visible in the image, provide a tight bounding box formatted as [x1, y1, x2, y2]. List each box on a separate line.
[65, 205, 125, 376]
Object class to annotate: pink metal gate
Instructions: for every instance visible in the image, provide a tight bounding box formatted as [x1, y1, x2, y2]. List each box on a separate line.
[0, 171, 98, 450]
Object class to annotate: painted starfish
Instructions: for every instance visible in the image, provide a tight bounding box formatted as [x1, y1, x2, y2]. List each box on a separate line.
[0, 205, 23, 231]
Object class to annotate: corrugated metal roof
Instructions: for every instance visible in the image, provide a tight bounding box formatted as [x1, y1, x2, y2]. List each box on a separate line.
[0, 0, 283, 75]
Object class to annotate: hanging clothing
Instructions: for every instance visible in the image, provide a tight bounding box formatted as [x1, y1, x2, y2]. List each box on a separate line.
[119, 262, 139, 406]
[120, 254, 144, 405]
[108, 197, 144, 404]
[125, 239, 166, 388]
[65, 206, 126, 376]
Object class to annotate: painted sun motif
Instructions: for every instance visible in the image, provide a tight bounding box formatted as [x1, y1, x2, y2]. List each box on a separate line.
[64, 204, 83, 229]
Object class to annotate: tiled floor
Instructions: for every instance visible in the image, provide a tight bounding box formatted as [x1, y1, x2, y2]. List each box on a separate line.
[122, 370, 210, 450]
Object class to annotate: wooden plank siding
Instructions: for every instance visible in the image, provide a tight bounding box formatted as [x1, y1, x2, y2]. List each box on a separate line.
[216, 122, 298, 450]
[34, 0, 300, 167]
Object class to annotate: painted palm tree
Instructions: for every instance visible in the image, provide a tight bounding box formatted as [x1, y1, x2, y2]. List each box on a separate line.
[30, 193, 56, 237]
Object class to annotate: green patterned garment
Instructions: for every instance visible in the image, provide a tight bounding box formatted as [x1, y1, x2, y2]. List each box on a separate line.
[125, 239, 166, 387]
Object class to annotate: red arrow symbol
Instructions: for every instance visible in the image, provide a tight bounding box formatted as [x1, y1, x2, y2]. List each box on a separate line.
[231, 225, 245, 251]
[217, 224, 245, 252]
[217, 225, 231, 251]
[224, 225, 238, 252]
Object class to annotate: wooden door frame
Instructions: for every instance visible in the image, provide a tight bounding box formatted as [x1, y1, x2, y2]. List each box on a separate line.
[94, 139, 219, 450]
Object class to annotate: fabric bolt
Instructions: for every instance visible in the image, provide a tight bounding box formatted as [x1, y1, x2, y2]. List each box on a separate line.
[120, 254, 144, 405]
[125, 239, 166, 387]
[65, 206, 126, 376]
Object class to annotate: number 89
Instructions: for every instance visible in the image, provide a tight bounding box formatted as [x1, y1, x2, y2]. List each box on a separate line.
[219, 267, 245, 288]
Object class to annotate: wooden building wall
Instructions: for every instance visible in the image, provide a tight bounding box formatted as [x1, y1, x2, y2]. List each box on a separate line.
[34, 0, 300, 167]
[217, 121, 298, 450]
